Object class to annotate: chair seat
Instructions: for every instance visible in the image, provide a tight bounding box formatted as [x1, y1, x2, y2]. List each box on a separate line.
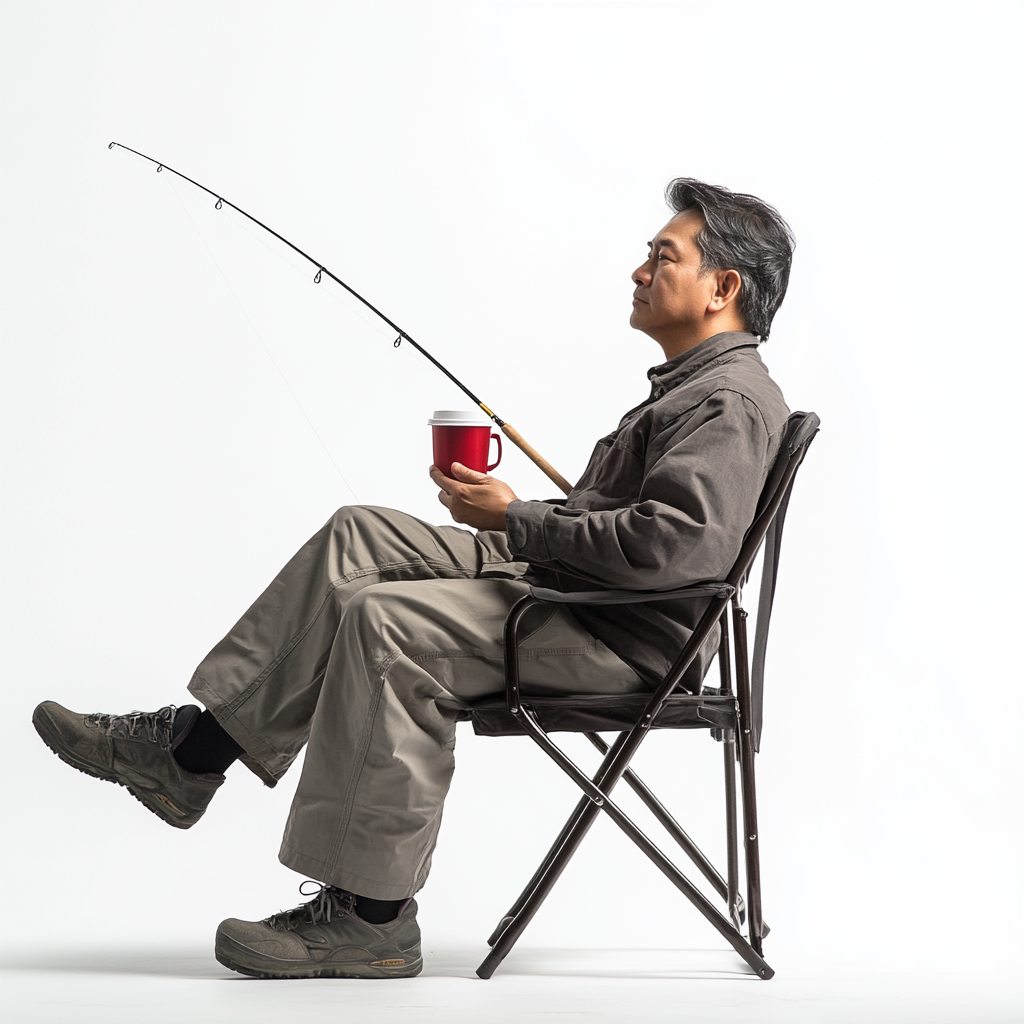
[470, 691, 739, 737]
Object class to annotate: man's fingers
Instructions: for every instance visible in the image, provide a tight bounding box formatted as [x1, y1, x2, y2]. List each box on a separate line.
[429, 464, 463, 492]
[431, 461, 514, 531]
[450, 461, 489, 483]
[429, 464, 451, 487]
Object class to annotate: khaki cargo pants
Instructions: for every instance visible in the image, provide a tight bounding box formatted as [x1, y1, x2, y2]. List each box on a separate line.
[188, 506, 645, 900]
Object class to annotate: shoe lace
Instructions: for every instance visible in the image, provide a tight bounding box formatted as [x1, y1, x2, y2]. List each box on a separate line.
[265, 882, 356, 931]
[84, 705, 177, 746]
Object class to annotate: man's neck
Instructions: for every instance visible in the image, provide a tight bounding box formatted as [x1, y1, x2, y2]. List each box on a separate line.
[655, 318, 747, 361]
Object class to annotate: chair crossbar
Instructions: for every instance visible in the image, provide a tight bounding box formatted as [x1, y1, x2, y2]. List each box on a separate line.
[584, 731, 749, 930]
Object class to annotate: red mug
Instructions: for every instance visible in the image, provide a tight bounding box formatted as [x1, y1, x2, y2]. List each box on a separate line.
[429, 410, 503, 477]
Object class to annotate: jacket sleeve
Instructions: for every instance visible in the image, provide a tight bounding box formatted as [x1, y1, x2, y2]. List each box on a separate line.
[504, 390, 770, 590]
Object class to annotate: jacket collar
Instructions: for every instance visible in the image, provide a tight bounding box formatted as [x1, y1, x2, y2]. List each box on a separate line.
[646, 331, 760, 398]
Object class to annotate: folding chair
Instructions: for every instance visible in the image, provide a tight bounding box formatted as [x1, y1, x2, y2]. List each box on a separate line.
[469, 410, 820, 980]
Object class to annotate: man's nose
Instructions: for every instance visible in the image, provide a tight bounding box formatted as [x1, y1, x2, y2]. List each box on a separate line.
[632, 261, 651, 286]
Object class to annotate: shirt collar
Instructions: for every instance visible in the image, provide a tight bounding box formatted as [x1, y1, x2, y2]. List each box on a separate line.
[646, 331, 760, 397]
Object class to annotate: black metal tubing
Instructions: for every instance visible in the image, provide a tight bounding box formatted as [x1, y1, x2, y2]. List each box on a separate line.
[584, 731, 743, 923]
[717, 612, 744, 933]
[477, 414, 818, 980]
[480, 584, 762, 979]
[479, 765, 626, 972]
[723, 730, 743, 932]
[480, 589, 752, 976]
[485, 732, 631, 947]
[477, 705, 774, 980]
[732, 602, 765, 952]
[503, 594, 542, 714]
[717, 607, 734, 696]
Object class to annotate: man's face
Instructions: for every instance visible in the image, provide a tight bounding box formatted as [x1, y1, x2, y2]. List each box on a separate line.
[629, 209, 719, 344]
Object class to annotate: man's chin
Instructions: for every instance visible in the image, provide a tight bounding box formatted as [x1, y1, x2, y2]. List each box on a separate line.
[628, 312, 654, 336]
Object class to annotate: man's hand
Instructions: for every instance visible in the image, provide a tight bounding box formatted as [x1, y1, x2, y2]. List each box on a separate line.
[429, 462, 519, 531]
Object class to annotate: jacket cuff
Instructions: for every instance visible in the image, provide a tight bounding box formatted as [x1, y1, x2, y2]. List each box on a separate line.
[505, 499, 551, 562]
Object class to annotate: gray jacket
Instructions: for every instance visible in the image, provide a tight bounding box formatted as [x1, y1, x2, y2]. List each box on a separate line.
[505, 331, 791, 687]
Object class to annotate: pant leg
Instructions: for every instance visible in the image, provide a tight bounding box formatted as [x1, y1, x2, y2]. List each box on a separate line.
[278, 576, 646, 899]
[188, 505, 524, 785]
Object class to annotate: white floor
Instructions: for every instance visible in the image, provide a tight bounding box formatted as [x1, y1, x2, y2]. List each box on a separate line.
[2, 943, 1019, 1024]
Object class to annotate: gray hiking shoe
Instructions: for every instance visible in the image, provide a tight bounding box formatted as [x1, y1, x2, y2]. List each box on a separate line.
[32, 701, 223, 829]
[215, 884, 423, 979]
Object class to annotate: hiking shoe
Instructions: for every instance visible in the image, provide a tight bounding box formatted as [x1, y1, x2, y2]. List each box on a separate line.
[215, 884, 423, 979]
[32, 701, 223, 829]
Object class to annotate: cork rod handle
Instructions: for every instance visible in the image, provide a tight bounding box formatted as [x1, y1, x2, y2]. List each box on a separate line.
[499, 422, 573, 496]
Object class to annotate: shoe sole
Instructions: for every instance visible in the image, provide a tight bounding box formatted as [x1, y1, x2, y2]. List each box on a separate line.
[214, 932, 423, 979]
[32, 704, 196, 830]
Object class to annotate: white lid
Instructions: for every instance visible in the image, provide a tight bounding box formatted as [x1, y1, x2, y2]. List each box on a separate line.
[427, 409, 492, 427]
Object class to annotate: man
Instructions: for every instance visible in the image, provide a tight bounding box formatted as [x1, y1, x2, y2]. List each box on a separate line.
[33, 178, 794, 979]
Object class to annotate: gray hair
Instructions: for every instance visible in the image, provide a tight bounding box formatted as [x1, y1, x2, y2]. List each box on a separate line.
[665, 178, 795, 340]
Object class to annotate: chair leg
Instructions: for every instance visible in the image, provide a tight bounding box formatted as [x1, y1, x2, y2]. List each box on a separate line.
[723, 729, 743, 933]
[477, 792, 606, 978]
[733, 603, 765, 953]
[738, 726, 764, 952]
[479, 721, 650, 978]
[485, 793, 592, 946]
[485, 732, 631, 947]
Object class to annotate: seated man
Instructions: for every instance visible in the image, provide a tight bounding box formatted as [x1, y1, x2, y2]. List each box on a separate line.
[33, 177, 794, 979]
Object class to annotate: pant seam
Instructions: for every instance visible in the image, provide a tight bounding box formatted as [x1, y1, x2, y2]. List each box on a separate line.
[322, 651, 396, 875]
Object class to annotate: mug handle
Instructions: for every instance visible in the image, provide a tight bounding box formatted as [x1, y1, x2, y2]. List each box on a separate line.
[487, 431, 503, 472]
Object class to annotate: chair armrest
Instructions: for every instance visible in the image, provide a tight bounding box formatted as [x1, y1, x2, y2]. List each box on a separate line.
[528, 582, 734, 605]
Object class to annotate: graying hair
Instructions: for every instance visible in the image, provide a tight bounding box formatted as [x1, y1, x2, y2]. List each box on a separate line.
[665, 178, 795, 340]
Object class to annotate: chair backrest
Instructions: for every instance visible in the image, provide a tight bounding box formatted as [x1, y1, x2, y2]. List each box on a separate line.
[733, 410, 820, 750]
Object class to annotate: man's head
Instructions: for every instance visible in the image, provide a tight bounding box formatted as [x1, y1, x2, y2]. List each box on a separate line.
[630, 178, 794, 358]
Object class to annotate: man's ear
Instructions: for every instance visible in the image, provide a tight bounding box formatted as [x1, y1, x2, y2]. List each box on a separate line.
[707, 269, 742, 312]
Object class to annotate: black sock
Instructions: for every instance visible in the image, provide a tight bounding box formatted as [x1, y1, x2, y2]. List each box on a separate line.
[354, 895, 406, 924]
[172, 708, 244, 775]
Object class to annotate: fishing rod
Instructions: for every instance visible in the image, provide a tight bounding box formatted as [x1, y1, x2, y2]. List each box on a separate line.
[108, 142, 573, 496]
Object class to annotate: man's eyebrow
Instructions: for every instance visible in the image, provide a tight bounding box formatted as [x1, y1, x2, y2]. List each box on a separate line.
[647, 237, 680, 251]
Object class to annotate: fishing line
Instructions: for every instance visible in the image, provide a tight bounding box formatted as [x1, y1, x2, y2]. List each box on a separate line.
[167, 177, 361, 503]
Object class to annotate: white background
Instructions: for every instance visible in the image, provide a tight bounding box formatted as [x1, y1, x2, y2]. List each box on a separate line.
[1, 1, 1022, 1021]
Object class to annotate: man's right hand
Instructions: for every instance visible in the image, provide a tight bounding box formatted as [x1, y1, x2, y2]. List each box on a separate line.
[429, 463, 519, 531]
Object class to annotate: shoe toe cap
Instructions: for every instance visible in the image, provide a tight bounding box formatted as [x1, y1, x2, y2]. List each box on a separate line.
[216, 919, 310, 961]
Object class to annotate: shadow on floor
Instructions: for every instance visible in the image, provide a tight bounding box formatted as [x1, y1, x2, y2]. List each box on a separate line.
[0, 945, 758, 983]
[0, 947, 230, 980]
[484, 946, 759, 982]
